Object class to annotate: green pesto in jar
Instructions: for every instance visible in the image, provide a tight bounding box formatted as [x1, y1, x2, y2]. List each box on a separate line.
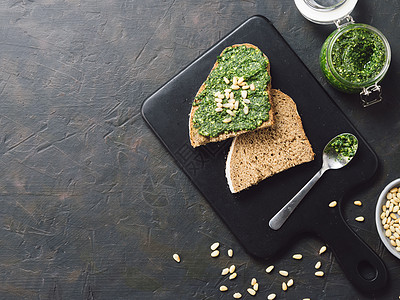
[331, 27, 386, 83]
[320, 24, 387, 93]
[326, 134, 358, 159]
[192, 45, 271, 137]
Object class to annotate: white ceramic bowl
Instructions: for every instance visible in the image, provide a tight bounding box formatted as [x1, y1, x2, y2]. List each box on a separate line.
[375, 178, 400, 259]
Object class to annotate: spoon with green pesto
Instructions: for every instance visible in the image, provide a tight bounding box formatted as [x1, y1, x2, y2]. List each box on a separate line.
[269, 133, 358, 231]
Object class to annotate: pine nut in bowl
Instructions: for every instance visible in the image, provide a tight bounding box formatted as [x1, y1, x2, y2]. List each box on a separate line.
[375, 178, 400, 259]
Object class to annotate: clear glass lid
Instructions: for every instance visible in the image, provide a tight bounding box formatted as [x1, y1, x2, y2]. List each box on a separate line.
[294, 0, 358, 24]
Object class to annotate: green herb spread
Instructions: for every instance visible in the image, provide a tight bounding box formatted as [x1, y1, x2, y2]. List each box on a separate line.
[327, 134, 358, 159]
[192, 45, 271, 137]
[331, 27, 385, 83]
[320, 24, 388, 93]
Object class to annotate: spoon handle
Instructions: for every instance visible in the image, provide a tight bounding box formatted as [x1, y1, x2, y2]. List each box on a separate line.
[269, 168, 324, 230]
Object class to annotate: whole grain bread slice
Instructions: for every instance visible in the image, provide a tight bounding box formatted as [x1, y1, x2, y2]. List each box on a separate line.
[189, 43, 274, 148]
[225, 89, 315, 193]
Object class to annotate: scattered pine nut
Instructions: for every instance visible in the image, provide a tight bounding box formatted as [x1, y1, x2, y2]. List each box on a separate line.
[228, 249, 233, 257]
[229, 265, 236, 273]
[222, 118, 231, 123]
[221, 268, 230, 276]
[247, 288, 256, 296]
[315, 271, 324, 277]
[253, 283, 259, 291]
[241, 90, 247, 99]
[249, 83, 255, 90]
[250, 278, 257, 286]
[233, 292, 242, 299]
[173, 253, 180, 263]
[355, 216, 365, 222]
[303, 298, 311, 300]
[287, 278, 294, 287]
[223, 77, 230, 84]
[266, 265, 274, 273]
[210, 242, 220, 251]
[267, 294, 276, 300]
[220, 285, 228, 292]
[315, 261, 321, 269]
[329, 201, 337, 208]
[319, 245, 327, 254]
[231, 84, 240, 90]
[282, 281, 288, 291]
[229, 272, 237, 280]
[354, 200, 362, 206]
[279, 270, 289, 277]
[292, 253, 303, 260]
[211, 250, 220, 257]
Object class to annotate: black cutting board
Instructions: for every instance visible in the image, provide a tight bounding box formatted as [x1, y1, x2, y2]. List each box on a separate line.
[141, 15, 387, 292]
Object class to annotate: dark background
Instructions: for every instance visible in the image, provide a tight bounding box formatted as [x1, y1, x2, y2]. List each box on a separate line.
[0, 0, 399, 299]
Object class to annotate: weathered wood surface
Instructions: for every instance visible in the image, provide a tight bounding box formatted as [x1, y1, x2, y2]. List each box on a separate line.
[0, 0, 399, 299]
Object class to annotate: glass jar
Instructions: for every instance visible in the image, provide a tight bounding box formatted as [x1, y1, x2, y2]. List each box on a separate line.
[294, 0, 392, 107]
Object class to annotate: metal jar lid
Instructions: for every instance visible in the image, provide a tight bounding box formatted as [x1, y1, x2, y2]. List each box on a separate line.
[294, 0, 358, 25]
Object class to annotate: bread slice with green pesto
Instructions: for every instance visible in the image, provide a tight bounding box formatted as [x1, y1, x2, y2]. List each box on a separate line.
[225, 89, 315, 193]
[189, 43, 274, 148]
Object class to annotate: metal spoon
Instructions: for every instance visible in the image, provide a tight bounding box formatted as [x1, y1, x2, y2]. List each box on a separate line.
[269, 133, 358, 231]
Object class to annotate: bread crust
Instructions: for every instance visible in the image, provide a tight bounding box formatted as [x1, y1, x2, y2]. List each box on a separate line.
[189, 43, 274, 148]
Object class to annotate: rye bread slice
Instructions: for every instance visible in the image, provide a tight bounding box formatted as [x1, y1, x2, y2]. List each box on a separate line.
[226, 89, 315, 193]
[189, 43, 274, 148]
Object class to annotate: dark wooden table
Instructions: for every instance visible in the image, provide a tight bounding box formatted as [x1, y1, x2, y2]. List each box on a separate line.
[0, 1, 399, 299]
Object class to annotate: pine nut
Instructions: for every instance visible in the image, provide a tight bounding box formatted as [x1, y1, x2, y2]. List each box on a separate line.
[241, 90, 247, 99]
[224, 89, 232, 93]
[229, 265, 236, 273]
[173, 253, 180, 263]
[279, 270, 289, 277]
[390, 188, 398, 193]
[247, 288, 256, 296]
[293, 254, 303, 260]
[266, 265, 274, 273]
[250, 83, 255, 90]
[226, 109, 235, 116]
[387, 193, 393, 200]
[329, 201, 337, 208]
[211, 250, 220, 257]
[215, 107, 223, 112]
[355, 216, 365, 222]
[315, 271, 324, 277]
[223, 77, 230, 84]
[230, 92, 234, 99]
[221, 268, 229, 275]
[287, 278, 294, 287]
[220, 285, 228, 292]
[233, 292, 242, 299]
[242, 85, 250, 90]
[267, 293, 276, 300]
[233, 77, 238, 85]
[234, 101, 239, 110]
[282, 282, 287, 291]
[222, 118, 231, 123]
[253, 283, 258, 291]
[237, 77, 244, 84]
[354, 200, 362, 206]
[231, 84, 240, 90]
[243, 105, 249, 115]
[228, 249, 233, 257]
[315, 261, 321, 269]
[229, 272, 237, 280]
[319, 245, 327, 254]
[251, 278, 257, 286]
[243, 98, 250, 104]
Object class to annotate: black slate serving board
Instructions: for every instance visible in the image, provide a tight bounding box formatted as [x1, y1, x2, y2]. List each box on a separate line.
[141, 16, 387, 292]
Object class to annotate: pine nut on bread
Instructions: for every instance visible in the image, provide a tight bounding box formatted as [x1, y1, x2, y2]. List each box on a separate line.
[189, 43, 274, 148]
[225, 89, 315, 193]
